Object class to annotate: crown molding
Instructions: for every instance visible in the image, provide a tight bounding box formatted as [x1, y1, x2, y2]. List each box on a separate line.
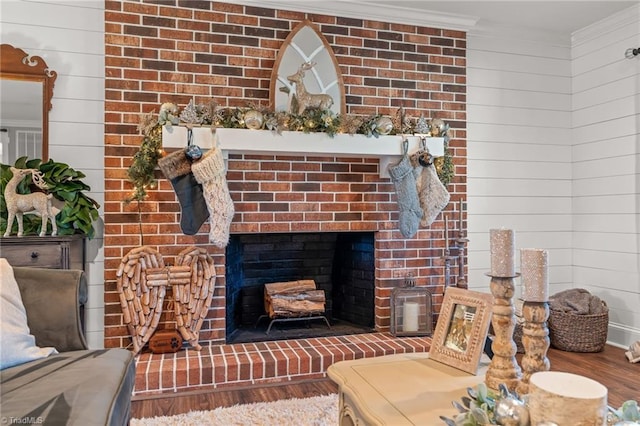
[469, 19, 569, 46]
[222, 0, 479, 32]
[572, 3, 639, 45]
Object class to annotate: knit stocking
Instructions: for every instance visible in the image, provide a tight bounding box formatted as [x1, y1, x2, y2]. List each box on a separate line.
[412, 160, 450, 227]
[157, 149, 208, 235]
[388, 154, 423, 238]
[191, 146, 235, 248]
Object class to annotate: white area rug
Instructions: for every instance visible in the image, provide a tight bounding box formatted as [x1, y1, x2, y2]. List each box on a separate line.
[130, 393, 338, 426]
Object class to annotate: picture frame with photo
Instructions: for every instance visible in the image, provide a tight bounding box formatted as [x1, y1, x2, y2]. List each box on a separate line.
[429, 287, 494, 375]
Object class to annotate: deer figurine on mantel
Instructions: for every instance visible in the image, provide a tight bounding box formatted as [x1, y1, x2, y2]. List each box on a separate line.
[287, 61, 334, 114]
[3, 167, 57, 237]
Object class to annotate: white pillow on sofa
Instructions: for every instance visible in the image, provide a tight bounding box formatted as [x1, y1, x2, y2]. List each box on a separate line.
[0, 258, 57, 370]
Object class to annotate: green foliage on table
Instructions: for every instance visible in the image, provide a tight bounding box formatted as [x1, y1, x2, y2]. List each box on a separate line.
[441, 383, 530, 426]
[1, 157, 100, 238]
[608, 400, 640, 424]
[441, 383, 499, 425]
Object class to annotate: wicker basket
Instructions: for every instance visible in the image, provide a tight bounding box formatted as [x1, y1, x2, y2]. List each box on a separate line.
[548, 302, 609, 353]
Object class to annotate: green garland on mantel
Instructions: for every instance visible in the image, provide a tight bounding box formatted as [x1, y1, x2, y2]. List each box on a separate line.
[126, 101, 455, 203]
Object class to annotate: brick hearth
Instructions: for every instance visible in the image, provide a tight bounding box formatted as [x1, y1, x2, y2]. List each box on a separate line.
[133, 333, 430, 396]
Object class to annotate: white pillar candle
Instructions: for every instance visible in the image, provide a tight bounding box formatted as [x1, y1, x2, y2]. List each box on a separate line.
[403, 302, 419, 332]
[490, 228, 516, 277]
[521, 248, 549, 302]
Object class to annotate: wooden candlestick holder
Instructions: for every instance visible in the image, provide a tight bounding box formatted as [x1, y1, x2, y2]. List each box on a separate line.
[516, 301, 550, 395]
[485, 274, 522, 392]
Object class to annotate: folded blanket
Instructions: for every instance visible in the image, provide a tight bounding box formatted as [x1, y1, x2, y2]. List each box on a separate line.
[549, 288, 607, 315]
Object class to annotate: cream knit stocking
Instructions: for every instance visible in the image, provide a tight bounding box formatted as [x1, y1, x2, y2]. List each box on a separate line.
[412, 160, 450, 227]
[191, 146, 235, 248]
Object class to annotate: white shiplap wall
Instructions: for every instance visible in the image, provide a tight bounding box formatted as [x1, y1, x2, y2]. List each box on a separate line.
[571, 5, 640, 347]
[466, 24, 574, 299]
[0, 0, 106, 348]
[466, 7, 640, 348]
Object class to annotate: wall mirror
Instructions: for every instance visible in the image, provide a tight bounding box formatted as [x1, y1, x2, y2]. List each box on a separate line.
[270, 20, 345, 115]
[0, 44, 57, 164]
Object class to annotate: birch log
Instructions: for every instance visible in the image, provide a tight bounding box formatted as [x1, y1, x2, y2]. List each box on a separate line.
[264, 280, 325, 318]
[528, 371, 608, 426]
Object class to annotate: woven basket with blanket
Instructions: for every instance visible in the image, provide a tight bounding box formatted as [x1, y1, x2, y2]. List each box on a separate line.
[548, 288, 609, 353]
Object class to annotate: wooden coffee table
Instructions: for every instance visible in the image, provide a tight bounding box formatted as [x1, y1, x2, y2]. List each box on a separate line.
[327, 353, 490, 425]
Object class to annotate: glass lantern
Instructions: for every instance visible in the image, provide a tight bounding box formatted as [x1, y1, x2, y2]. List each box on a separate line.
[390, 286, 433, 337]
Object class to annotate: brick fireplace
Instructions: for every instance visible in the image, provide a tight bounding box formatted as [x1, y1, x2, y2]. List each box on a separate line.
[103, 1, 467, 350]
[131, 151, 459, 395]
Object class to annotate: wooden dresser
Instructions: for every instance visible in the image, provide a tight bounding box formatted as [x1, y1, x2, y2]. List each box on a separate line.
[0, 235, 85, 270]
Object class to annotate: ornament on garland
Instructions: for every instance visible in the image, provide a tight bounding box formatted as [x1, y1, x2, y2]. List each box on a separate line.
[430, 117, 450, 137]
[179, 99, 203, 126]
[158, 102, 180, 127]
[375, 116, 394, 135]
[415, 115, 430, 134]
[244, 109, 264, 130]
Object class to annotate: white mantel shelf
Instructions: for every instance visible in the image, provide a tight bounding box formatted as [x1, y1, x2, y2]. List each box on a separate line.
[162, 126, 444, 178]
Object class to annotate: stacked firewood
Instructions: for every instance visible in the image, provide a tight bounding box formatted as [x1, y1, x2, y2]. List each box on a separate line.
[264, 279, 326, 318]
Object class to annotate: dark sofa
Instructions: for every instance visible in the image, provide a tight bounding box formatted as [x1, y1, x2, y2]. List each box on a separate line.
[1, 266, 136, 426]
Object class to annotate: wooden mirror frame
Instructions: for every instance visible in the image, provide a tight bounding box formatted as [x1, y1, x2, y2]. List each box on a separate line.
[1, 44, 57, 161]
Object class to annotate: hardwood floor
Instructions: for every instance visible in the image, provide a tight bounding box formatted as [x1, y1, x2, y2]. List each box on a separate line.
[131, 344, 639, 419]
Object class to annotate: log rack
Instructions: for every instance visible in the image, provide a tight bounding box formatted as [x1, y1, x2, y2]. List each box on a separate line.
[258, 279, 331, 334]
[255, 314, 332, 335]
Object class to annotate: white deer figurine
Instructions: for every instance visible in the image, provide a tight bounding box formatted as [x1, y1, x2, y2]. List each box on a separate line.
[286, 61, 334, 114]
[3, 167, 57, 237]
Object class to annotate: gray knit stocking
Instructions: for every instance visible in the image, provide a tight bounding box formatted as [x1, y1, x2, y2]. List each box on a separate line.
[388, 154, 423, 238]
[191, 146, 235, 248]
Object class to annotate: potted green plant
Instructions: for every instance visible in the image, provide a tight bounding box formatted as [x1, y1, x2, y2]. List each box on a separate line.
[1, 156, 100, 238]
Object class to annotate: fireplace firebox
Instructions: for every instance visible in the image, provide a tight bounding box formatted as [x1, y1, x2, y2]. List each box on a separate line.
[225, 232, 375, 343]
